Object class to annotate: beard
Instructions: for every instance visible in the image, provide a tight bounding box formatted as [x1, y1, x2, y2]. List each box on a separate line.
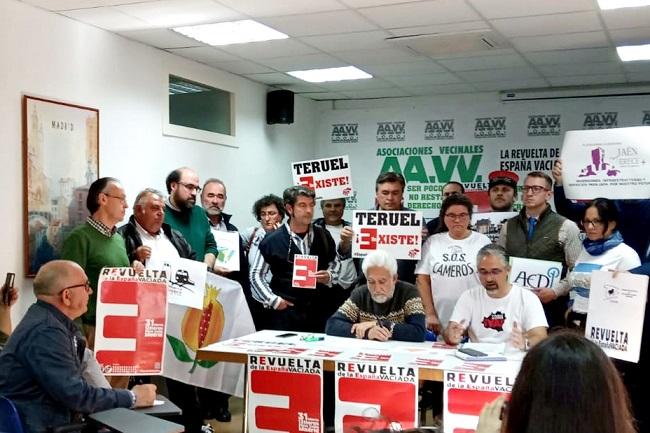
[205, 206, 222, 216]
[174, 192, 195, 210]
[491, 202, 513, 211]
[371, 294, 390, 304]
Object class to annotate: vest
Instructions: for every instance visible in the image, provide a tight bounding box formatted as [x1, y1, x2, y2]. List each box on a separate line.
[505, 205, 568, 274]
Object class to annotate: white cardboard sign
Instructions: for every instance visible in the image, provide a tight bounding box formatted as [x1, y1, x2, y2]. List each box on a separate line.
[291, 155, 354, 200]
[352, 210, 423, 260]
[508, 257, 563, 290]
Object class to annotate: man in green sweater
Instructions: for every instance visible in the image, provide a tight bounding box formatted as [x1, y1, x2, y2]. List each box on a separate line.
[164, 167, 217, 268]
[61, 177, 130, 350]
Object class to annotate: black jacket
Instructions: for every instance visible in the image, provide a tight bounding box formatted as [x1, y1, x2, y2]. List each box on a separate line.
[118, 215, 196, 262]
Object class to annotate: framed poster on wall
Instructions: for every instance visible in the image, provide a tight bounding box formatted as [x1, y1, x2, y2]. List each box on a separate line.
[22, 95, 99, 276]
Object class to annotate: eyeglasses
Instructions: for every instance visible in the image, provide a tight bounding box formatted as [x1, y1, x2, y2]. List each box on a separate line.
[444, 212, 469, 220]
[102, 192, 127, 204]
[478, 269, 505, 277]
[179, 182, 202, 193]
[57, 281, 91, 295]
[582, 219, 604, 228]
[522, 185, 549, 194]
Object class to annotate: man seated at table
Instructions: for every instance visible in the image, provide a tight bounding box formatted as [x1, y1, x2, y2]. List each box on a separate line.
[325, 249, 425, 342]
[0, 260, 156, 433]
[443, 244, 548, 350]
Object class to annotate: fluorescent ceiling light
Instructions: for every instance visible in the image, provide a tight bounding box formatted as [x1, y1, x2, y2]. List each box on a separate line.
[172, 20, 288, 46]
[287, 66, 372, 83]
[597, 0, 650, 9]
[617, 44, 650, 61]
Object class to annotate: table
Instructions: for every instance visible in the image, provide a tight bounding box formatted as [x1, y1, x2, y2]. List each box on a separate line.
[89, 408, 183, 433]
[134, 394, 182, 418]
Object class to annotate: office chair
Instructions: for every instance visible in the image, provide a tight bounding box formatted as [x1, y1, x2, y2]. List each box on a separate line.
[0, 396, 25, 433]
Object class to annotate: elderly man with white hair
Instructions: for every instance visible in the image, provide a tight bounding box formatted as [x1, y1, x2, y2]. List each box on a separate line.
[325, 249, 425, 342]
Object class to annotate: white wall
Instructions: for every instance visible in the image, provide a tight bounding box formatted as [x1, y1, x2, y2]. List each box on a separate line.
[0, 0, 319, 319]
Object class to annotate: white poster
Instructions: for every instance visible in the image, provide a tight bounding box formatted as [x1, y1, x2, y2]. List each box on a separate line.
[148, 256, 206, 309]
[213, 231, 240, 272]
[585, 270, 648, 363]
[352, 210, 423, 260]
[292, 155, 354, 200]
[561, 126, 650, 200]
[508, 257, 562, 290]
[473, 212, 517, 243]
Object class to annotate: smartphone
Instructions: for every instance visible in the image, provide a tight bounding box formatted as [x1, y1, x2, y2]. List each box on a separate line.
[2, 272, 15, 306]
[458, 347, 488, 357]
[276, 332, 298, 338]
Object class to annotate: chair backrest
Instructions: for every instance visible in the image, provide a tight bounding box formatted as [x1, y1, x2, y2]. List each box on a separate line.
[0, 396, 24, 433]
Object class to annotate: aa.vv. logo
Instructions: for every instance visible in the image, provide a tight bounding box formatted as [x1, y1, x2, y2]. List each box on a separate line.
[642, 111, 650, 126]
[474, 117, 506, 138]
[527, 114, 560, 136]
[583, 112, 618, 129]
[331, 123, 358, 143]
[376, 121, 406, 142]
[424, 119, 454, 140]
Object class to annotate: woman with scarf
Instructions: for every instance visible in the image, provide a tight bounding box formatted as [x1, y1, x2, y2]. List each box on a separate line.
[566, 197, 640, 329]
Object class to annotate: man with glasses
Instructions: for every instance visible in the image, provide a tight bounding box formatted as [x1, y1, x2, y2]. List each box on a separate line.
[498, 171, 581, 327]
[443, 244, 547, 348]
[61, 177, 131, 354]
[0, 260, 156, 433]
[164, 167, 217, 270]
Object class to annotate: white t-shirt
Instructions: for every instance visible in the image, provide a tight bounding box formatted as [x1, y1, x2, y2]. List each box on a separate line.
[135, 221, 180, 267]
[415, 231, 491, 327]
[568, 242, 640, 313]
[450, 284, 548, 344]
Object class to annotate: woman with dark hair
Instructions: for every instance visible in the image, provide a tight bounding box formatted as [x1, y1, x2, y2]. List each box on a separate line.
[415, 194, 491, 334]
[564, 197, 639, 329]
[241, 194, 285, 268]
[476, 331, 637, 433]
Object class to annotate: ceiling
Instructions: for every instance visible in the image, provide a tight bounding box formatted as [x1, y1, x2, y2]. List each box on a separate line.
[19, 0, 650, 100]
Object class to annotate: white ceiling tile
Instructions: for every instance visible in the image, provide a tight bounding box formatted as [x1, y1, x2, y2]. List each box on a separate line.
[361, 60, 447, 76]
[118, 28, 202, 49]
[388, 21, 488, 37]
[626, 72, 650, 82]
[602, 7, 650, 30]
[438, 53, 527, 71]
[404, 83, 478, 95]
[298, 92, 348, 100]
[20, 0, 146, 11]
[60, 6, 152, 31]
[218, 39, 318, 60]
[538, 62, 624, 77]
[622, 61, 650, 72]
[276, 83, 329, 93]
[300, 30, 393, 52]
[258, 54, 348, 71]
[491, 11, 602, 38]
[468, 0, 596, 19]
[339, 0, 416, 7]
[317, 78, 396, 91]
[457, 66, 541, 81]
[259, 10, 378, 37]
[358, 0, 482, 28]
[215, 0, 345, 17]
[243, 72, 303, 85]
[548, 74, 627, 86]
[609, 28, 650, 46]
[116, 0, 242, 27]
[384, 72, 463, 86]
[432, 47, 517, 60]
[334, 47, 421, 66]
[524, 47, 618, 65]
[167, 46, 240, 63]
[472, 78, 549, 91]
[341, 88, 412, 98]
[512, 31, 608, 52]
[207, 60, 275, 74]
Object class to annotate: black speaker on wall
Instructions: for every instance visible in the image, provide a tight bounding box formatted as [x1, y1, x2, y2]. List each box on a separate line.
[266, 90, 294, 124]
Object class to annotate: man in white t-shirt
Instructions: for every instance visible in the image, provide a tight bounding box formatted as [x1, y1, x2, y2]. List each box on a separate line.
[443, 244, 548, 350]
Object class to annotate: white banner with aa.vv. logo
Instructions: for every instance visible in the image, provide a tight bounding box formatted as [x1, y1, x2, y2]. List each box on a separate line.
[561, 126, 650, 200]
[164, 272, 255, 396]
[586, 270, 648, 363]
[508, 257, 562, 290]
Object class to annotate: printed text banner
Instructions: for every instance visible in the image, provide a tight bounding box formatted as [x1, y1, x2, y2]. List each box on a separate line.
[586, 270, 648, 363]
[352, 210, 423, 260]
[247, 355, 323, 433]
[292, 155, 354, 200]
[508, 257, 562, 290]
[444, 371, 516, 433]
[561, 126, 650, 200]
[95, 268, 168, 376]
[335, 360, 418, 433]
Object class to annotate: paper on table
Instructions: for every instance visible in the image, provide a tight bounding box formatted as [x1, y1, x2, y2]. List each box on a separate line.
[153, 400, 165, 406]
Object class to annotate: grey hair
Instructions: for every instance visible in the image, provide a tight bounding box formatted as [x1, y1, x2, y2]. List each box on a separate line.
[202, 178, 227, 195]
[134, 188, 164, 207]
[476, 244, 510, 268]
[33, 260, 76, 296]
[361, 249, 398, 277]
